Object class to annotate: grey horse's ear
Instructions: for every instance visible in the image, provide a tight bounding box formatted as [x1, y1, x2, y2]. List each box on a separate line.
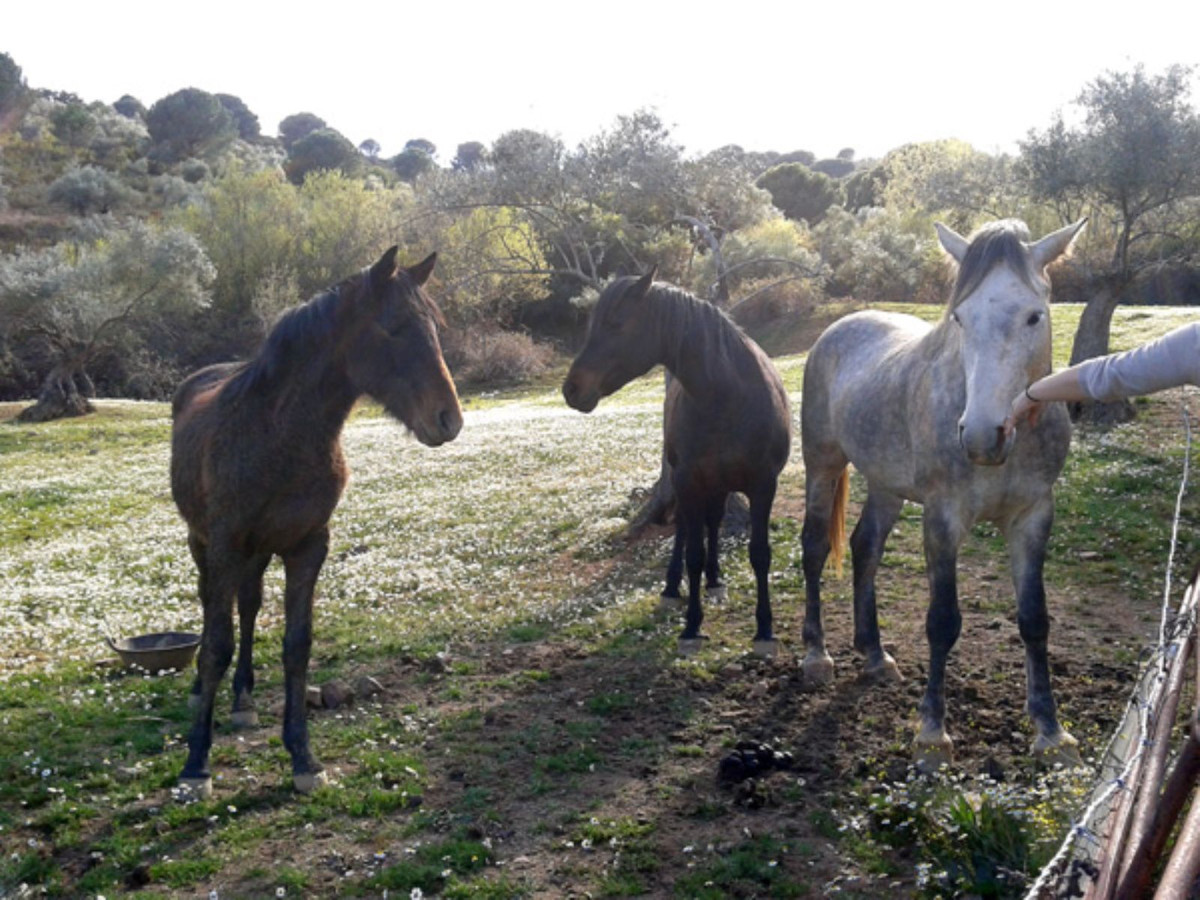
[406, 252, 438, 287]
[369, 245, 400, 287]
[935, 223, 969, 264]
[1029, 219, 1087, 271]
[628, 267, 657, 299]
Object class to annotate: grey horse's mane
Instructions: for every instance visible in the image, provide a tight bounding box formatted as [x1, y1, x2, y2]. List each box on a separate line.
[949, 219, 1039, 310]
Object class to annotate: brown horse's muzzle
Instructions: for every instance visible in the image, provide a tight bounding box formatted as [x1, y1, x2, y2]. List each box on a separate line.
[414, 401, 463, 447]
[562, 371, 600, 413]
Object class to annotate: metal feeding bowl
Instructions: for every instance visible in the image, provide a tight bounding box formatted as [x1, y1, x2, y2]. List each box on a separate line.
[107, 631, 200, 674]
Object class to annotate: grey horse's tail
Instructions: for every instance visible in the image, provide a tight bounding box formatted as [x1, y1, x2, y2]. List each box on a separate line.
[829, 466, 850, 578]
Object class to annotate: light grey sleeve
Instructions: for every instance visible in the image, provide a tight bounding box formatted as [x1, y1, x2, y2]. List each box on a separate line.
[1075, 322, 1200, 402]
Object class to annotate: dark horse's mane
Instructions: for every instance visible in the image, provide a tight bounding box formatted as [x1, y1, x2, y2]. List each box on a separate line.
[605, 277, 750, 381]
[949, 219, 1038, 310]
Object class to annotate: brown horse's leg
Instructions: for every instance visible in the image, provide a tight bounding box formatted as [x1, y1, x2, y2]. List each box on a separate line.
[280, 528, 329, 793]
[849, 491, 902, 681]
[187, 533, 207, 708]
[748, 480, 777, 654]
[704, 493, 727, 595]
[677, 493, 708, 652]
[180, 538, 244, 796]
[230, 552, 272, 728]
[1006, 499, 1078, 762]
[915, 508, 965, 770]
[662, 521, 684, 600]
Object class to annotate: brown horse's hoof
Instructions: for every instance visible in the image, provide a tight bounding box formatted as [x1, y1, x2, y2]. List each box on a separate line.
[293, 770, 330, 794]
[1032, 730, 1081, 766]
[862, 654, 902, 684]
[230, 709, 259, 729]
[752, 639, 779, 659]
[177, 776, 213, 800]
[705, 584, 728, 602]
[677, 637, 707, 657]
[801, 651, 835, 687]
[914, 727, 954, 773]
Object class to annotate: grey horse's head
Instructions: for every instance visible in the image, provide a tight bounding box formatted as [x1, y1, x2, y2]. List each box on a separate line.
[936, 219, 1086, 466]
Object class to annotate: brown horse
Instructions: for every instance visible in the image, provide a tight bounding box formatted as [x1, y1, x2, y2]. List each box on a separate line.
[562, 273, 791, 655]
[170, 246, 462, 796]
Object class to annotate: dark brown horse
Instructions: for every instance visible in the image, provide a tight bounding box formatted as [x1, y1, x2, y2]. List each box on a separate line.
[562, 273, 791, 655]
[170, 246, 462, 796]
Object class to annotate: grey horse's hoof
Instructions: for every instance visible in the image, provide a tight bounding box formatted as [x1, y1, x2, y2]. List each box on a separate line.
[752, 639, 780, 659]
[863, 653, 902, 684]
[705, 584, 728, 602]
[293, 770, 330, 794]
[802, 651, 835, 687]
[230, 709, 259, 729]
[177, 776, 213, 800]
[677, 637, 707, 657]
[914, 727, 954, 773]
[1033, 730, 1081, 766]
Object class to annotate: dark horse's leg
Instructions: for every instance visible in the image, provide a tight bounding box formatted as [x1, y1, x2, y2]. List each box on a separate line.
[748, 480, 777, 654]
[280, 527, 330, 793]
[677, 489, 708, 652]
[662, 520, 684, 600]
[915, 506, 965, 770]
[1006, 498, 1079, 761]
[850, 490, 903, 681]
[230, 553, 272, 728]
[704, 493, 727, 596]
[180, 534, 251, 796]
[800, 466, 844, 685]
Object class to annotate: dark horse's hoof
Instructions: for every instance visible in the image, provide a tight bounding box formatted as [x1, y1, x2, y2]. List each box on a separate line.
[677, 636, 708, 657]
[177, 776, 213, 800]
[752, 639, 779, 659]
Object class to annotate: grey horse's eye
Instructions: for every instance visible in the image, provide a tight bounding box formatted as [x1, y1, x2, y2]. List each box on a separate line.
[1026, 312, 1042, 327]
[950, 312, 962, 326]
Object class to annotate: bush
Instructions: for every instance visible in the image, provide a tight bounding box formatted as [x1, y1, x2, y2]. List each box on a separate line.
[443, 328, 557, 387]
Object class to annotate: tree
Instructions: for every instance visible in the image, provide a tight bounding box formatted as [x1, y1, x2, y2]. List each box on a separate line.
[113, 94, 145, 120]
[756, 163, 840, 224]
[50, 102, 96, 148]
[0, 219, 214, 421]
[405, 138, 437, 158]
[278, 112, 326, 149]
[881, 139, 1020, 230]
[391, 146, 436, 182]
[145, 88, 236, 163]
[48, 165, 128, 215]
[216, 93, 261, 140]
[452, 141, 488, 172]
[0, 51, 25, 115]
[1022, 63, 1200, 423]
[359, 138, 381, 159]
[284, 128, 360, 184]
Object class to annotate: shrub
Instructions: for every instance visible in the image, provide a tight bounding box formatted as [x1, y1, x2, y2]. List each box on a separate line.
[443, 328, 557, 386]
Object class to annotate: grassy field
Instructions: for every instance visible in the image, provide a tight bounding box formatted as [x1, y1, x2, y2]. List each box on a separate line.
[1, 302, 1198, 898]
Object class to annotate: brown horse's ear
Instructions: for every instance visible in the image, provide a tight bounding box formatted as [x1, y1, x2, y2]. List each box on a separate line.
[370, 245, 400, 287]
[407, 252, 438, 287]
[628, 267, 656, 300]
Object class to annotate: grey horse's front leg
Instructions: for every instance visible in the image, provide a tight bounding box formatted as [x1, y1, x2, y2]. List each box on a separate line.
[850, 490, 903, 681]
[1007, 499, 1079, 762]
[915, 508, 964, 770]
[800, 468, 842, 685]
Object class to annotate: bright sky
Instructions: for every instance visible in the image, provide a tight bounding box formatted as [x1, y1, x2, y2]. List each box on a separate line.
[7, 1, 1199, 162]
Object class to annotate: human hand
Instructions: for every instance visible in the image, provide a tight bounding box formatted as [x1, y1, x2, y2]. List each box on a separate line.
[1003, 390, 1044, 437]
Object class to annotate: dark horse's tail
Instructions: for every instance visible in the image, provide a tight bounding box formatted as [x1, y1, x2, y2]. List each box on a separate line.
[829, 466, 850, 578]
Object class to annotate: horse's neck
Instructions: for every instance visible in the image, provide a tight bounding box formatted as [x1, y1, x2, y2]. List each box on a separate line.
[653, 295, 741, 398]
[259, 346, 358, 446]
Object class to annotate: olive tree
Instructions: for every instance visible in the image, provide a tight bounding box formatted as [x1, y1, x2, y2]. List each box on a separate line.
[1022, 63, 1200, 422]
[0, 219, 214, 421]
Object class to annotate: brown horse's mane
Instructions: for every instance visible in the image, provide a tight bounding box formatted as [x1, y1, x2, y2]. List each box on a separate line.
[222, 267, 444, 405]
[634, 279, 748, 383]
[948, 219, 1039, 311]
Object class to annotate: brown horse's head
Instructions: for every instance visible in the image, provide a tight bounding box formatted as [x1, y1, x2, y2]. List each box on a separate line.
[562, 270, 660, 413]
[343, 247, 463, 446]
